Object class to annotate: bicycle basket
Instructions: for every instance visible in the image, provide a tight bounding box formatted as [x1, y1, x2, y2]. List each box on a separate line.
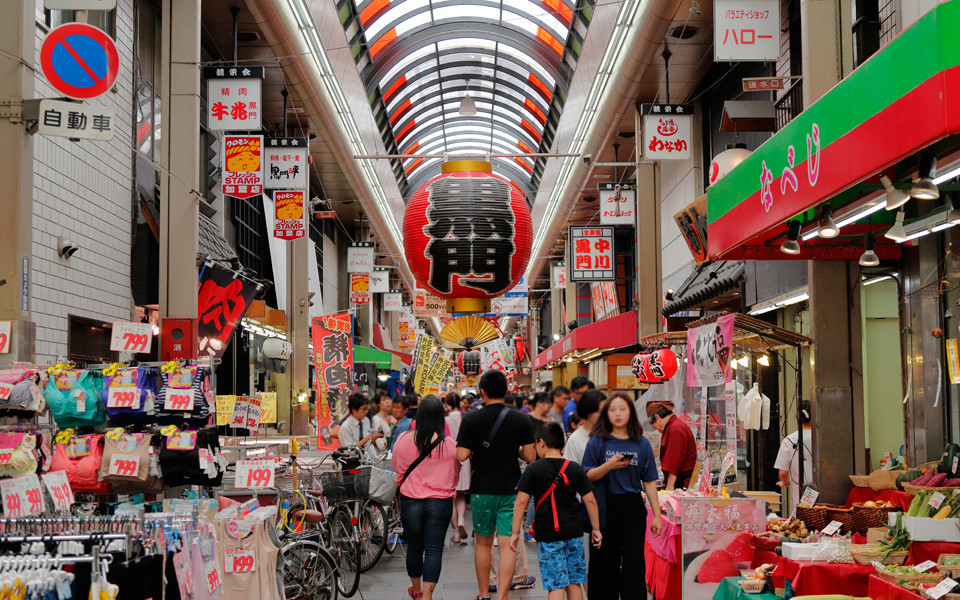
[368, 466, 398, 505]
[319, 466, 371, 502]
[274, 469, 315, 492]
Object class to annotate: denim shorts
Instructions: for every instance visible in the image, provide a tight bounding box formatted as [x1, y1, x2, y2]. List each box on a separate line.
[537, 537, 587, 591]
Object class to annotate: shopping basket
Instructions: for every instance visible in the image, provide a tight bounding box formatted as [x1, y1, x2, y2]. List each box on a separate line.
[319, 466, 372, 502]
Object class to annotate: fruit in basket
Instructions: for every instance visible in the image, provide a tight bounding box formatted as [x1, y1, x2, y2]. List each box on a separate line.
[863, 501, 878, 508]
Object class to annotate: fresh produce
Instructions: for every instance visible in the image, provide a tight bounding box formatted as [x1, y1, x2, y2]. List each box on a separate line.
[929, 472, 948, 487]
[744, 564, 775, 581]
[766, 518, 808, 538]
[942, 442, 960, 476]
[879, 512, 912, 557]
[912, 472, 935, 486]
[897, 470, 923, 490]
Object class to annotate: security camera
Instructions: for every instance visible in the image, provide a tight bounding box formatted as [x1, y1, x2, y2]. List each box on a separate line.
[583, 154, 593, 165]
[57, 237, 79, 258]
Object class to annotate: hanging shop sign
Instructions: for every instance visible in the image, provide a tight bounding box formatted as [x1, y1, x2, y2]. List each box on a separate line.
[552, 262, 566, 289]
[706, 2, 960, 260]
[569, 226, 615, 281]
[197, 263, 260, 360]
[222, 135, 263, 199]
[272, 190, 306, 240]
[264, 137, 308, 190]
[413, 290, 447, 317]
[312, 313, 353, 450]
[109, 321, 153, 354]
[24, 100, 115, 141]
[411, 334, 435, 392]
[0, 322, 10, 355]
[641, 104, 694, 161]
[599, 182, 636, 225]
[384, 290, 403, 311]
[40, 23, 119, 100]
[686, 313, 736, 387]
[350, 273, 370, 305]
[203, 66, 265, 131]
[369, 268, 390, 293]
[742, 77, 790, 92]
[674, 195, 709, 264]
[590, 281, 621, 321]
[714, 0, 780, 62]
[347, 242, 375, 273]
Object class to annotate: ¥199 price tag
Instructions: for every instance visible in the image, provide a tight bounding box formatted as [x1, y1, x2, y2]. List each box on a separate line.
[821, 520, 843, 536]
[225, 549, 256, 573]
[235, 460, 275, 489]
[915, 560, 938, 573]
[930, 492, 946, 510]
[41, 471, 73, 512]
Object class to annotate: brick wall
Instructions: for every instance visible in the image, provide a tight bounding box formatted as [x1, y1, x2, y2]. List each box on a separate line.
[30, 1, 136, 361]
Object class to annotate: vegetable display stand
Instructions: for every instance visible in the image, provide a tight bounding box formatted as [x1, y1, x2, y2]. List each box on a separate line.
[902, 483, 960, 494]
[849, 543, 908, 565]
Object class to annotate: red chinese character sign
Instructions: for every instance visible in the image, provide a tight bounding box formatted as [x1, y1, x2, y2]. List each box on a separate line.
[197, 262, 261, 360]
[642, 104, 693, 161]
[312, 314, 353, 450]
[714, 0, 779, 61]
[203, 67, 264, 131]
[403, 161, 532, 313]
[273, 190, 306, 240]
[568, 226, 615, 281]
[222, 136, 263, 199]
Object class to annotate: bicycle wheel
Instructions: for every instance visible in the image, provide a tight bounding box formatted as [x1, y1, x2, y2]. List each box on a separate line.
[329, 505, 362, 598]
[385, 496, 402, 554]
[358, 500, 387, 572]
[282, 539, 338, 600]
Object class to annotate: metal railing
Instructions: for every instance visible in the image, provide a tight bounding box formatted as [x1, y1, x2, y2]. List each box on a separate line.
[775, 81, 804, 131]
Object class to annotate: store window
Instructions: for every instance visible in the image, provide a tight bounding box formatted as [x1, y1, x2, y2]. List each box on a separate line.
[135, 0, 162, 161]
[67, 316, 117, 363]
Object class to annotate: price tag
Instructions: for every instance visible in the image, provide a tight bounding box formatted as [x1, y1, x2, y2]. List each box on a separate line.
[108, 387, 140, 409]
[235, 460, 275, 489]
[0, 383, 12, 401]
[232, 397, 250, 428]
[926, 577, 957, 599]
[800, 487, 820, 506]
[1, 474, 44, 517]
[821, 520, 843, 536]
[110, 321, 154, 354]
[225, 549, 256, 573]
[107, 453, 140, 477]
[164, 392, 195, 411]
[0, 450, 13, 465]
[915, 560, 938, 573]
[245, 395, 262, 431]
[204, 561, 223, 593]
[41, 471, 73, 512]
[930, 492, 946, 509]
[74, 390, 85, 413]
[0, 321, 11, 354]
[953, 455, 958, 475]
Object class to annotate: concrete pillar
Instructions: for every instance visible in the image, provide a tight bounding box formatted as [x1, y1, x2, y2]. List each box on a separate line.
[635, 109, 661, 338]
[287, 235, 310, 434]
[0, 0, 35, 364]
[158, 0, 201, 329]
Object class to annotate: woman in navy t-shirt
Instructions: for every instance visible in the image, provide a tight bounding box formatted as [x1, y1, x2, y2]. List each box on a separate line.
[582, 392, 663, 599]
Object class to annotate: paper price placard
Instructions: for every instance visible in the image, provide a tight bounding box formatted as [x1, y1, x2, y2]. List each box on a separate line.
[800, 487, 819, 506]
[926, 577, 958, 599]
[110, 321, 154, 354]
[231, 397, 250, 428]
[915, 560, 938, 573]
[0, 383, 11, 401]
[1, 474, 44, 517]
[107, 453, 140, 477]
[821, 520, 843, 536]
[0, 321, 10, 354]
[164, 391, 195, 411]
[225, 549, 256, 573]
[204, 562, 223, 592]
[234, 460, 275, 489]
[107, 387, 140, 409]
[41, 471, 73, 512]
[930, 492, 946, 509]
[246, 395, 262, 430]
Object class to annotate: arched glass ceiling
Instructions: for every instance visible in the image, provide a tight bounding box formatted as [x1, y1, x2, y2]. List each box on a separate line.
[337, 0, 593, 202]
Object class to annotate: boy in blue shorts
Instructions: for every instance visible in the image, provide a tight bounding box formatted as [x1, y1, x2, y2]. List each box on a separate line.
[510, 422, 602, 600]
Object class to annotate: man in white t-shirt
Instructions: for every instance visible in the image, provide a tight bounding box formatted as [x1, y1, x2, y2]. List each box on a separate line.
[774, 401, 813, 510]
[564, 389, 604, 464]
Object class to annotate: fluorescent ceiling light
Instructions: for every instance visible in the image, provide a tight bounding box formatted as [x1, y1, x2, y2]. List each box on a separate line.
[863, 273, 898, 286]
[776, 293, 809, 307]
[933, 164, 960, 185]
[802, 196, 887, 241]
[748, 304, 778, 316]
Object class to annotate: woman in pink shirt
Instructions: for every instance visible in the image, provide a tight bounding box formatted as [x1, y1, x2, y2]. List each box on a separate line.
[392, 395, 461, 600]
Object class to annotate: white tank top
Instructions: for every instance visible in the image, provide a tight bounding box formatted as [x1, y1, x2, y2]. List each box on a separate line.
[214, 518, 282, 600]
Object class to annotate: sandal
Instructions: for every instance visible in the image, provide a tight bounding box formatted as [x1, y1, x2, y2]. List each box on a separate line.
[408, 586, 423, 599]
[458, 524, 468, 539]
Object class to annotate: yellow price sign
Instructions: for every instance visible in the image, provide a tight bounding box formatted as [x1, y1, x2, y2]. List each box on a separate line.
[258, 392, 277, 424]
[216, 395, 237, 427]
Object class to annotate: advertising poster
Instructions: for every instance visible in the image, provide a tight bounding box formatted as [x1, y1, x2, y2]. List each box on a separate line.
[197, 263, 260, 360]
[350, 273, 370, 305]
[312, 313, 353, 450]
[686, 313, 736, 387]
[413, 290, 447, 317]
[411, 334, 435, 392]
[222, 135, 263, 199]
[273, 191, 306, 240]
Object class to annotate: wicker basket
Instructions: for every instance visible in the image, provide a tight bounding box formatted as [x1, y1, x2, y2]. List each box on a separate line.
[849, 474, 871, 487]
[875, 567, 942, 585]
[902, 483, 960, 494]
[795, 504, 830, 532]
[824, 503, 856, 534]
[918, 461, 941, 472]
[851, 503, 902, 534]
[849, 543, 909, 566]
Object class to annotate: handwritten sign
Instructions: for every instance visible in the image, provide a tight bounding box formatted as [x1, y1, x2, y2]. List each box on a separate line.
[821, 520, 843, 536]
[245, 395, 262, 430]
[0, 321, 10, 354]
[225, 549, 256, 573]
[926, 577, 958, 599]
[0, 384, 12, 401]
[235, 460, 275, 489]
[41, 471, 73, 511]
[915, 560, 938, 573]
[930, 492, 946, 510]
[107, 453, 140, 477]
[231, 396, 250, 428]
[258, 392, 277, 424]
[800, 487, 820, 507]
[686, 313, 735, 387]
[110, 321, 154, 354]
[1, 474, 44, 517]
[216, 395, 236, 426]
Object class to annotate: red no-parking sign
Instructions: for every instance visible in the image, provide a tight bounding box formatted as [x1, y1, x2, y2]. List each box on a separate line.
[40, 23, 119, 100]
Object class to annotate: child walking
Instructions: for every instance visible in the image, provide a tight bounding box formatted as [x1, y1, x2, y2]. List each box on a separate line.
[510, 422, 601, 600]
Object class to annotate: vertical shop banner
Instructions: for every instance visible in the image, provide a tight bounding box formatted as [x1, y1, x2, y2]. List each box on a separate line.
[948, 339, 960, 385]
[569, 226, 615, 281]
[399, 307, 416, 351]
[714, 0, 780, 61]
[552, 262, 566, 289]
[257, 392, 277, 424]
[272, 191, 306, 240]
[384, 291, 403, 311]
[222, 135, 263, 199]
[590, 282, 621, 321]
[264, 137, 308, 190]
[411, 335, 435, 392]
[197, 263, 260, 360]
[347, 242, 375, 273]
[350, 274, 370, 305]
[425, 353, 451, 386]
[369, 268, 390, 293]
[204, 67, 264, 131]
[724, 380, 739, 456]
[641, 104, 694, 161]
[598, 182, 636, 225]
[354, 363, 377, 393]
[686, 313, 736, 387]
[312, 313, 353, 450]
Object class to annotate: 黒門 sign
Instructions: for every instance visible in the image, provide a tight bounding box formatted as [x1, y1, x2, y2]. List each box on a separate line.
[264, 137, 308, 190]
[203, 67, 264, 131]
[347, 242, 375, 273]
[272, 190, 306, 240]
[222, 135, 263, 199]
[599, 182, 636, 225]
[568, 226, 615, 281]
[642, 104, 694, 161]
[714, 0, 779, 61]
[552, 262, 566, 289]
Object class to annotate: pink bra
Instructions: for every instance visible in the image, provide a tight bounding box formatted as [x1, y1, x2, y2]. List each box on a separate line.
[49, 434, 109, 494]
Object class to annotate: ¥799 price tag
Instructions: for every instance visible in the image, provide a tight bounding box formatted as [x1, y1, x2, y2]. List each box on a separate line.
[165, 392, 195, 411]
[108, 453, 140, 477]
[109, 321, 154, 354]
[41, 471, 73, 512]
[225, 549, 256, 573]
[235, 460, 275, 489]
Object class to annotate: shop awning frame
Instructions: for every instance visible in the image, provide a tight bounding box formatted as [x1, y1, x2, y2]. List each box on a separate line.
[640, 312, 811, 353]
[532, 310, 637, 371]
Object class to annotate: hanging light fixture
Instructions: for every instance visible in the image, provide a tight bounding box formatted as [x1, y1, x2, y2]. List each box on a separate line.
[818, 205, 839, 238]
[884, 210, 908, 242]
[881, 175, 911, 210]
[459, 79, 477, 116]
[780, 220, 802, 255]
[910, 151, 939, 200]
[859, 232, 880, 267]
[948, 191, 960, 225]
[757, 354, 770, 366]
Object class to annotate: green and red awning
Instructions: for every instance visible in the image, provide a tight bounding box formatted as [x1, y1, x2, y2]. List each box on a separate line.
[707, 0, 960, 260]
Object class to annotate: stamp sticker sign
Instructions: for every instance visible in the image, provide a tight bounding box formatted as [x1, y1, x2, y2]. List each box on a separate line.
[40, 23, 119, 100]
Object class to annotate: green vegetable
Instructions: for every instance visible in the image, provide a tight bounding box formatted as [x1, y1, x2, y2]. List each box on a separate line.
[879, 512, 912, 558]
[943, 443, 960, 477]
[897, 470, 923, 490]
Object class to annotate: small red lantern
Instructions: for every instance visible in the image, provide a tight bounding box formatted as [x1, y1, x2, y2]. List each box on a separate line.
[649, 349, 678, 381]
[631, 353, 659, 383]
[513, 334, 526, 364]
[403, 161, 532, 313]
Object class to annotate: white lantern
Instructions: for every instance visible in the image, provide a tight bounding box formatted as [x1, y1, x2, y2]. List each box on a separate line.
[262, 337, 293, 360]
[708, 144, 752, 186]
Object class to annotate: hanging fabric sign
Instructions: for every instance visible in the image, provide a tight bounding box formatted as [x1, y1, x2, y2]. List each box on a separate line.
[411, 334, 435, 393]
[947, 339, 960, 385]
[312, 313, 353, 450]
[197, 263, 260, 360]
[686, 313, 736, 387]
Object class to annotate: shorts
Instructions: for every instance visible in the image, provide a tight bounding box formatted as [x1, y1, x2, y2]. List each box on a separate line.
[470, 493, 516, 537]
[537, 537, 587, 591]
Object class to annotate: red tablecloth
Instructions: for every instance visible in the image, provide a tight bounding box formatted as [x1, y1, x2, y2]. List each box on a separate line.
[772, 558, 876, 596]
[909, 541, 960, 565]
[645, 534, 681, 600]
[867, 575, 925, 600]
[845, 487, 915, 510]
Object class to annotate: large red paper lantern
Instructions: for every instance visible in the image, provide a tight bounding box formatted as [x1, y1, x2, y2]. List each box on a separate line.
[458, 350, 481, 377]
[403, 161, 532, 313]
[631, 349, 679, 383]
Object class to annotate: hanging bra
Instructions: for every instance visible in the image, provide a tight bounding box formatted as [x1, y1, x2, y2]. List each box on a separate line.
[99, 432, 163, 494]
[49, 434, 110, 494]
[101, 367, 158, 426]
[0, 433, 37, 478]
[155, 366, 211, 426]
[159, 428, 223, 487]
[44, 370, 107, 428]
